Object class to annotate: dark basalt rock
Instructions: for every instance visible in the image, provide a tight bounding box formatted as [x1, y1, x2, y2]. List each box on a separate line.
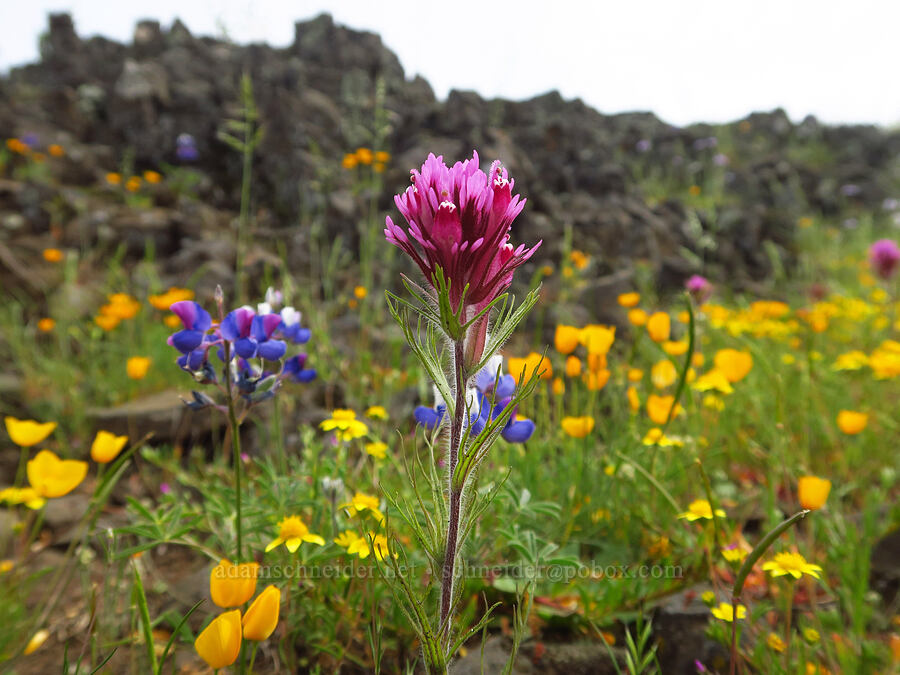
[2, 12, 899, 306]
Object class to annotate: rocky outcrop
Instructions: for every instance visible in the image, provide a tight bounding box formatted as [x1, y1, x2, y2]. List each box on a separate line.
[2, 13, 899, 300]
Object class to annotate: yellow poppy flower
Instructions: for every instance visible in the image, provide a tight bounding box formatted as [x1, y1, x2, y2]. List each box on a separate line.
[651, 359, 677, 389]
[798, 476, 831, 510]
[561, 416, 595, 438]
[836, 410, 867, 435]
[90, 430, 129, 463]
[565, 356, 582, 378]
[27, 450, 88, 498]
[554, 325, 581, 355]
[617, 292, 640, 308]
[662, 340, 689, 356]
[628, 308, 648, 326]
[646, 394, 682, 425]
[580, 325, 615, 355]
[627, 386, 640, 414]
[507, 352, 552, 383]
[148, 287, 194, 311]
[242, 585, 281, 640]
[713, 349, 753, 383]
[5, 417, 57, 447]
[126, 356, 152, 380]
[194, 610, 242, 669]
[646, 312, 671, 342]
[210, 559, 259, 608]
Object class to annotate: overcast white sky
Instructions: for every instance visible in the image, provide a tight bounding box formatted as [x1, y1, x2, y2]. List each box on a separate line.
[2, 1, 897, 128]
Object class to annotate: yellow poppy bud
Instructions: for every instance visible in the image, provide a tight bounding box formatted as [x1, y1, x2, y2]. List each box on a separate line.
[797, 476, 831, 510]
[646, 312, 671, 342]
[242, 585, 281, 640]
[836, 410, 868, 435]
[126, 356, 151, 380]
[617, 292, 640, 308]
[561, 416, 595, 438]
[628, 308, 648, 326]
[194, 610, 242, 669]
[565, 356, 582, 377]
[90, 431, 129, 463]
[554, 325, 580, 355]
[210, 559, 259, 608]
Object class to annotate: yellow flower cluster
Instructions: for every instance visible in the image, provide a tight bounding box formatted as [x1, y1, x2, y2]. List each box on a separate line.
[95, 293, 141, 331]
[342, 147, 390, 173]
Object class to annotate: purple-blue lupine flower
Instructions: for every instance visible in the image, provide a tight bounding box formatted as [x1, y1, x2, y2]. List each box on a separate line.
[168, 300, 212, 353]
[252, 315, 287, 360]
[473, 357, 535, 443]
[415, 402, 445, 430]
[21, 133, 40, 149]
[276, 307, 311, 344]
[220, 308, 286, 360]
[176, 133, 199, 162]
[220, 307, 255, 356]
[283, 354, 316, 382]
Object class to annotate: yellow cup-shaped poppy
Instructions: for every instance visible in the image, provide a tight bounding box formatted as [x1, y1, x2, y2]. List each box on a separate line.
[27, 450, 88, 498]
[646, 312, 671, 342]
[554, 325, 580, 355]
[210, 559, 259, 608]
[617, 292, 640, 308]
[836, 410, 868, 435]
[628, 308, 648, 326]
[584, 369, 610, 391]
[194, 610, 242, 669]
[5, 417, 57, 447]
[651, 359, 677, 389]
[242, 585, 281, 641]
[713, 349, 753, 383]
[646, 395, 682, 425]
[565, 356, 582, 378]
[126, 356, 152, 380]
[561, 416, 595, 438]
[90, 431, 129, 464]
[580, 325, 615, 355]
[798, 476, 831, 510]
[551, 377, 565, 396]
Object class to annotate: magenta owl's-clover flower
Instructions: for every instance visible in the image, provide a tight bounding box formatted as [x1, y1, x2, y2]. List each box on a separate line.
[868, 238, 900, 280]
[385, 152, 541, 364]
[685, 274, 713, 303]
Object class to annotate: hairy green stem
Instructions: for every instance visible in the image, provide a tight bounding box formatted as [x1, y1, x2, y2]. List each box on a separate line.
[223, 341, 244, 563]
[439, 339, 467, 658]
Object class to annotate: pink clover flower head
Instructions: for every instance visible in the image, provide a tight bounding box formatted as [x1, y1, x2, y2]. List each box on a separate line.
[685, 274, 713, 303]
[385, 151, 541, 313]
[868, 238, 900, 279]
